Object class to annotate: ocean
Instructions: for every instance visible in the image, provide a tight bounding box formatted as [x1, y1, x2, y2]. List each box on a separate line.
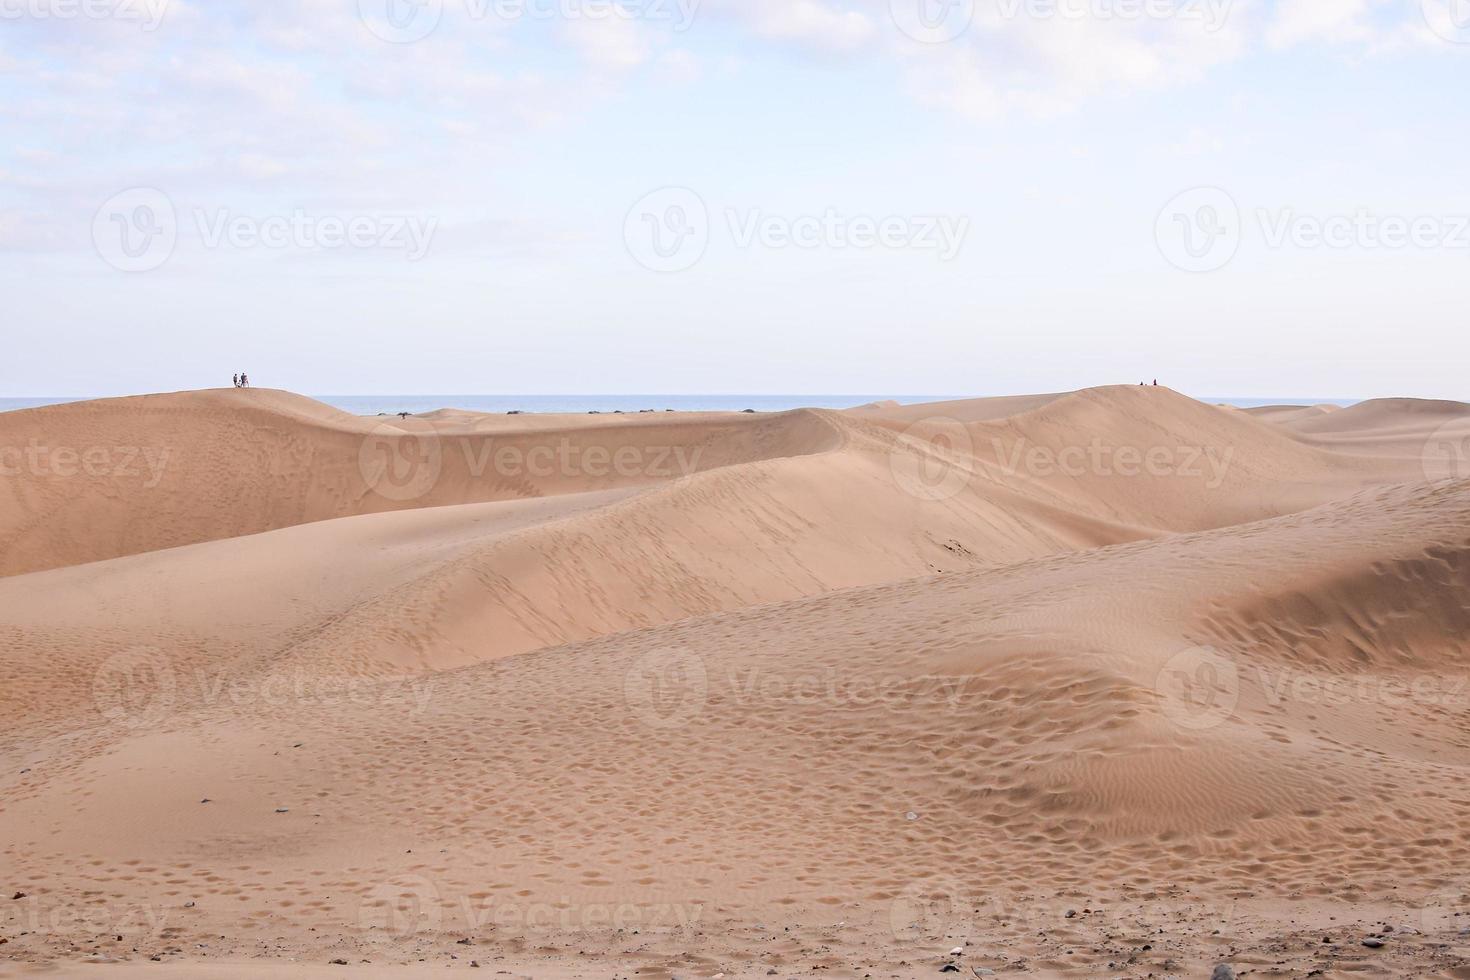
[0, 393, 1361, 415]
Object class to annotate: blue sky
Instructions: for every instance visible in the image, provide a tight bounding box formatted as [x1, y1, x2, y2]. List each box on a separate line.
[3, 0, 1468, 399]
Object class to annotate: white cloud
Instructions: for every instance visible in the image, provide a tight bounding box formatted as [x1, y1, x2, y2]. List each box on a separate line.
[1267, 0, 1373, 47]
[1265, 0, 1449, 53]
[237, 154, 289, 180]
[0, 0, 1456, 269]
[729, 0, 879, 52]
[892, 3, 1251, 118]
[561, 14, 653, 70]
[0, 209, 76, 252]
[656, 47, 703, 81]
[693, 0, 1257, 116]
[1164, 126, 1228, 156]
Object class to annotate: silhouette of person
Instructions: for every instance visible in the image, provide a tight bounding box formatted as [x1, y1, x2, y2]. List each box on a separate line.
[233, 374, 239, 388]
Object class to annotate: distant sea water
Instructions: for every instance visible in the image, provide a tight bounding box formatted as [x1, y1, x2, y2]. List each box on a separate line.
[0, 394, 1361, 415]
[315, 394, 1363, 415]
[315, 394, 958, 415]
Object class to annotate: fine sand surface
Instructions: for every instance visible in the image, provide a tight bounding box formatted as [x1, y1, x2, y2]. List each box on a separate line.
[3, 386, 1470, 978]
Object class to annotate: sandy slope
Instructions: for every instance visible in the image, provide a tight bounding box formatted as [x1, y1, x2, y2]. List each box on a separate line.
[0, 384, 1421, 581]
[3, 387, 1470, 978]
[0, 389, 841, 578]
[1262, 397, 1470, 467]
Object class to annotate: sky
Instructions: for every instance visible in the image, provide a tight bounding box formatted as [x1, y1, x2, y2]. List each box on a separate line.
[2, 0, 1468, 400]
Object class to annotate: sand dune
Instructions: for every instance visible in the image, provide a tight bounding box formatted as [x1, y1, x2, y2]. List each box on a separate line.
[3, 387, 1469, 977]
[1239, 402, 1342, 425]
[1261, 397, 1470, 471]
[0, 389, 841, 578]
